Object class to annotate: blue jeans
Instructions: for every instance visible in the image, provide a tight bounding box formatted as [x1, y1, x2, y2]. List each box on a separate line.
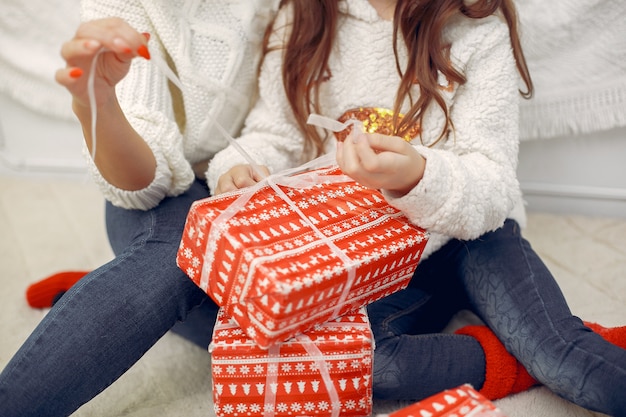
[369, 220, 626, 416]
[0, 179, 220, 417]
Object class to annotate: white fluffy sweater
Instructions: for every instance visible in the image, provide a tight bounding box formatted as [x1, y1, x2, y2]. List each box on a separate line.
[208, 0, 526, 258]
[81, 0, 276, 210]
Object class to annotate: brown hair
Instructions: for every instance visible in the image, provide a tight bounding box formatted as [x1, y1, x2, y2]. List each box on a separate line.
[264, 0, 533, 157]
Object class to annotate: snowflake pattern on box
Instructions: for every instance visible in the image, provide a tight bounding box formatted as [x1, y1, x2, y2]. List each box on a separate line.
[387, 384, 509, 417]
[210, 307, 373, 417]
[177, 165, 428, 348]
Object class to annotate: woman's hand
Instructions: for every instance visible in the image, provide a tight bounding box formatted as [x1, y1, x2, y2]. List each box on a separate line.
[215, 164, 271, 195]
[336, 131, 426, 196]
[55, 17, 151, 110]
[54, 17, 156, 191]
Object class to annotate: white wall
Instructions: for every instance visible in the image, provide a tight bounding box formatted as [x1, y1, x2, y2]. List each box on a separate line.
[0, 93, 86, 179]
[518, 127, 626, 219]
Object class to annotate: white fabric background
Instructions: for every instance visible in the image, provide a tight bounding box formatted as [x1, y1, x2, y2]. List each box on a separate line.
[0, 0, 80, 120]
[1, 0, 625, 137]
[516, 0, 626, 140]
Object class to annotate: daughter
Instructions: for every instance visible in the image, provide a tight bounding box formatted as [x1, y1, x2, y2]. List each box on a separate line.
[210, 0, 626, 415]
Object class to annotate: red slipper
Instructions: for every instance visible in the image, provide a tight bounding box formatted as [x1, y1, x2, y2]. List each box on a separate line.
[26, 271, 89, 308]
[456, 325, 539, 400]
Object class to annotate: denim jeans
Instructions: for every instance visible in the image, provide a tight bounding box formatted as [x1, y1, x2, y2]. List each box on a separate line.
[369, 219, 626, 416]
[0, 179, 220, 417]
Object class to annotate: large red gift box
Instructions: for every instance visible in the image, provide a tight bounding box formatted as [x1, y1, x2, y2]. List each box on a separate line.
[210, 307, 373, 417]
[177, 163, 428, 348]
[385, 384, 508, 417]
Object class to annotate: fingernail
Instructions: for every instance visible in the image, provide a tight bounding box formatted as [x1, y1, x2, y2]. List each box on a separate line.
[69, 68, 83, 78]
[141, 32, 151, 41]
[113, 38, 132, 54]
[137, 44, 151, 60]
[83, 40, 101, 51]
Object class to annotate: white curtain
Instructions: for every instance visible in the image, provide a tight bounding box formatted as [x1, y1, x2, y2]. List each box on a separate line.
[0, 0, 80, 120]
[516, 0, 626, 140]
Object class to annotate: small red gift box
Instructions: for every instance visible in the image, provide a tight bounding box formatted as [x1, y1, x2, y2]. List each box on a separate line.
[385, 384, 508, 417]
[210, 307, 373, 417]
[177, 162, 428, 348]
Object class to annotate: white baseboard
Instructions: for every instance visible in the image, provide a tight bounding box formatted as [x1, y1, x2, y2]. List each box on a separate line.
[521, 182, 626, 219]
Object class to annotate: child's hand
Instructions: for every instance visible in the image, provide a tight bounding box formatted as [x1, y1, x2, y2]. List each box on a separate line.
[336, 132, 426, 196]
[214, 164, 270, 195]
[55, 17, 151, 109]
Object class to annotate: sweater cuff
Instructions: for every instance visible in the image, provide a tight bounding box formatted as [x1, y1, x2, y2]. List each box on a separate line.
[86, 148, 174, 211]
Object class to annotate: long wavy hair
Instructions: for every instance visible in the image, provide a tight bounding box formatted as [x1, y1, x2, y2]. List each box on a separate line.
[263, 0, 533, 157]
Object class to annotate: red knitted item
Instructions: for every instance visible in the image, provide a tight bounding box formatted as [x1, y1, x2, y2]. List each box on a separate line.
[456, 322, 626, 400]
[455, 325, 538, 400]
[509, 363, 539, 395]
[26, 271, 89, 308]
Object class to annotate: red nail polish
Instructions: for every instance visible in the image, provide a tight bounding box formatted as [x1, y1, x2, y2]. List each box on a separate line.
[141, 32, 151, 41]
[137, 45, 151, 60]
[69, 68, 83, 78]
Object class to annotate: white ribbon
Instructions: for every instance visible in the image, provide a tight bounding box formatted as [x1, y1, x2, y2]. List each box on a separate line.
[86, 49, 103, 161]
[262, 343, 281, 417]
[261, 335, 341, 417]
[296, 334, 342, 417]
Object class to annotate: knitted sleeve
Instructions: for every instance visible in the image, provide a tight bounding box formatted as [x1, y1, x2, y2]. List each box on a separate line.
[80, 0, 194, 210]
[385, 17, 523, 240]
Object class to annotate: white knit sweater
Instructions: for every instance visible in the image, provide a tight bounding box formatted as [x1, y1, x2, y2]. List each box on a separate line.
[81, 0, 276, 210]
[208, 0, 526, 258]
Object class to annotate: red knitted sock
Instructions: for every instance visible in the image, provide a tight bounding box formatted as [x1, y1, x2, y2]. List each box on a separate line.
[455, 325, 539, 400]
[454, 322, 626, 400]
[26, 271, 89, 308]
[584, 321, 626, 350]
[510, 362, 539, 395]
